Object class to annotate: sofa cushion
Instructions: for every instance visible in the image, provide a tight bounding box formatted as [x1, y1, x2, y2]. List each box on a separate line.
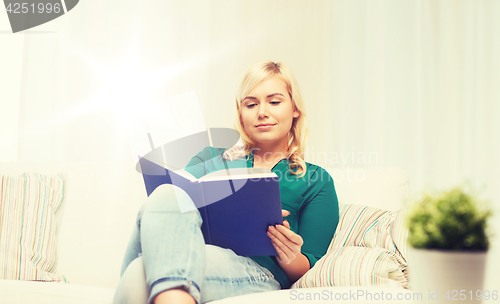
[0, 279, 114, 304]
[292, 203, 409, 289]
[328, 203, 408, 259]
[326, 167, 409, 211]
[211, 286, 415, 303]
[292, 246, 406, 289]
[328, 203, 389, 249]
[0, 173, 67, 282]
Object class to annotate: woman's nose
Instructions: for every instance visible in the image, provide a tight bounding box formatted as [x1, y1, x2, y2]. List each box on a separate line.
[258, 104, 269, 118]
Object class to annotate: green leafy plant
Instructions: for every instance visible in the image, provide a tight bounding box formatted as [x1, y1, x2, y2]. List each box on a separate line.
[408, 186, 493, 251]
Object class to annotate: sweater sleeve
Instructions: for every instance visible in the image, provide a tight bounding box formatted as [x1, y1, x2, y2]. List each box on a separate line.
[184, 146, 225, 179]
[298, 169, 339, 268]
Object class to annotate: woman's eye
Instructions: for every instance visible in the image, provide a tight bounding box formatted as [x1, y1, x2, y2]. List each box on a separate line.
[246, 104, 257, 108]
[270, 101, 281, 105]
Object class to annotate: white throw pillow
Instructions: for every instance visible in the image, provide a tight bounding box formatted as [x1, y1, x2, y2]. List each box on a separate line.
[292, 203, 409, 289]
[0, 173, 67, 281]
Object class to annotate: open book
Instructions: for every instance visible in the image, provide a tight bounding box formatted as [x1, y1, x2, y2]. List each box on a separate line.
[138, 157, 283, 256]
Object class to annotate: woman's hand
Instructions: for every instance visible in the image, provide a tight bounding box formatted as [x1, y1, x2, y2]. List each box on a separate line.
[267, 210, 304, 265]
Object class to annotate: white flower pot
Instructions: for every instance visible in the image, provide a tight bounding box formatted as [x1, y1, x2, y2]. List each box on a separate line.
[409, 248, 488, 303]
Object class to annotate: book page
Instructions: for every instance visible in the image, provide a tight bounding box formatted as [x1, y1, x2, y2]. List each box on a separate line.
[199, 168, 277, 182]
[170, 169, 198, 182]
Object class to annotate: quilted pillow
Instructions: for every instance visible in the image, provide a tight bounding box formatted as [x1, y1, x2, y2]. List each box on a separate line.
[292, 246, 405, 288]
[0, 173, 67, 282]
[292, 203, 409, 289]
[328, 203, 389, 250]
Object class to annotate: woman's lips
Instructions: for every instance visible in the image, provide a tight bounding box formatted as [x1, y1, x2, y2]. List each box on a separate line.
[256, 124, 276, 130]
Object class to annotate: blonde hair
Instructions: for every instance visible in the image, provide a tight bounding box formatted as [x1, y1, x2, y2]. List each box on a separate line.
[224, 61, 309, 177]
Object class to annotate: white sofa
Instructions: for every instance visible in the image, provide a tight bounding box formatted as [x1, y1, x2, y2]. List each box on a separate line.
[0, 162, 414, 304]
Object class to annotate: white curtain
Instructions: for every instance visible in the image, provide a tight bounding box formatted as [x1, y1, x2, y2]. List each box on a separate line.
[2, 0, 499, 287]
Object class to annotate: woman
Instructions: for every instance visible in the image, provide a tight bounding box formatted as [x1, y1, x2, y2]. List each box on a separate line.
[114, 61, 339, 304]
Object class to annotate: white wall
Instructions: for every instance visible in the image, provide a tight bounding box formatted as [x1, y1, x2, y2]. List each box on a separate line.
[0, 14, 22, 161]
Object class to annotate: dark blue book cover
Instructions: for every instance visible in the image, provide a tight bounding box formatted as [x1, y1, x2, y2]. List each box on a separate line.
[138, 157, 283, 256]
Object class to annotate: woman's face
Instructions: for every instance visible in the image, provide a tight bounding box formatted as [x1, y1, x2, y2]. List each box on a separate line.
[240, 76, 300, 152]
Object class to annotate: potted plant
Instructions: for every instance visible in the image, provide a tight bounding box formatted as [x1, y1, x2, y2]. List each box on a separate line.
[407, 186, 493, 303]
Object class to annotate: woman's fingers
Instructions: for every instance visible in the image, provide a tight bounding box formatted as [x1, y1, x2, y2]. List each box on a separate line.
[273, 225, 303, 245]
[267, 231, 293, 263]
[272, 241, 289, 263]
[267, 226, 292, 250]
[267, 224, 304, 264]
[282, 209, 291, 217]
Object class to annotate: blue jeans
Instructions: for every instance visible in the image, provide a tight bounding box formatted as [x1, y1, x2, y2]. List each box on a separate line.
[114, 184, 280, 304]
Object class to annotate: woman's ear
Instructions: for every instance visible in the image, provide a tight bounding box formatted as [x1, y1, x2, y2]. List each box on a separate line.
[293, 110, 300, 119]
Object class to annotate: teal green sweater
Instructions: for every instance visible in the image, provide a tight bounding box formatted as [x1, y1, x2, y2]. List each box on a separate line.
[184, 147, 339, 288]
